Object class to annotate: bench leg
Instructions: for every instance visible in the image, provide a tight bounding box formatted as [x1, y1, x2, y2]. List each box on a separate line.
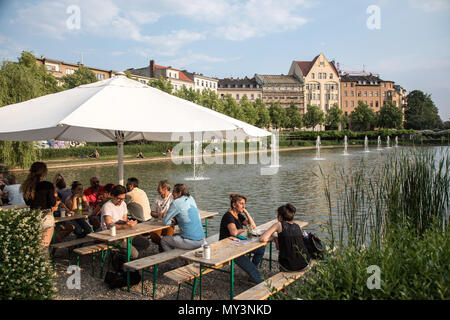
[191, 277, 198, 300]
[199, 264, 202, 300]
[230, 259, 235, 300]
[204, 218, 208, 237]
[176, 284, 181, 300]
[76, 255, 80, 268]
[269, 242, 272, 271]
[153, 264, 158, 298]
[92, 254, 96, 276]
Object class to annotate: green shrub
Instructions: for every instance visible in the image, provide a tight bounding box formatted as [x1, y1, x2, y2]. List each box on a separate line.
[0, 209, 56, 299]
[275, 222, 449, 300]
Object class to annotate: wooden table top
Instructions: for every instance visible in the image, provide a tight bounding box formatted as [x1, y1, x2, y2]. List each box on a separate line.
[87, 220, 170, 243]
[181, 219, 308, 267]
[54, 214, 90, 223]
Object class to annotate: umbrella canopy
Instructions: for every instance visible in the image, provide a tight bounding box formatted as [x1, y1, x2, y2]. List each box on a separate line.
[0, 73, 271, 184]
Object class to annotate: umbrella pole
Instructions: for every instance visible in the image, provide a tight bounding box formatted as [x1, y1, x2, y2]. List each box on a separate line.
[118, 141, 124, 185]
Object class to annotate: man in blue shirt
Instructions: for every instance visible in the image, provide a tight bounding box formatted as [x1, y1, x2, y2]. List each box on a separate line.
[161, 184, 205, 251]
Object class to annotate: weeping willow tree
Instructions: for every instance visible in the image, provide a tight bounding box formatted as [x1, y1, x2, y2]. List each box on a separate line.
[0, 51, 61, 168]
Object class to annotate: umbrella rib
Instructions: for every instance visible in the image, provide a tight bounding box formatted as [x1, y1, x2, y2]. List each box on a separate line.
[54, 125, 71, 140]
[94, 129, 116, 142]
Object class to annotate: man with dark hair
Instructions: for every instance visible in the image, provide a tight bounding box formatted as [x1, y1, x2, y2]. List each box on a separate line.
[84, 176, 104, 208]
[125, 177, 151, 222]
[100, 185, 149, 259]
[2, 174, 25, 206]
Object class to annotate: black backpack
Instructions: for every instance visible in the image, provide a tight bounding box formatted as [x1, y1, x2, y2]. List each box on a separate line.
[104, 251, 141, 289]
[303, 232, 324, 260]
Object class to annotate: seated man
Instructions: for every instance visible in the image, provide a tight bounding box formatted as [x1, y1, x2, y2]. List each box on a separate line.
[89, 149, 100, 158]
[125, 177, 151, 222]
[149, 180, 175, 252]
[101, 185, 149, 260]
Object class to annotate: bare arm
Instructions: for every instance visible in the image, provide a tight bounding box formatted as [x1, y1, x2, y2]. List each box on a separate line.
[104, 215, 136, 230]
[227, 223, 246, 237]
[259, 221, 282, 243]
[242, 209, 257, 229]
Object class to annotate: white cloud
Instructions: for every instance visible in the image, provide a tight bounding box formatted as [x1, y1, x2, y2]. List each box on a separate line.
[166, 53, 241, 69]
[409, 0, 450, 12]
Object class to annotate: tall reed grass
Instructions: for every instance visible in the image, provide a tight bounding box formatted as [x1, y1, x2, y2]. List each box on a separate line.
[322, 147, 449, 249]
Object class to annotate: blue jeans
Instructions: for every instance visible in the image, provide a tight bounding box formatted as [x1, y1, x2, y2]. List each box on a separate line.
[235, 245, 265, 284]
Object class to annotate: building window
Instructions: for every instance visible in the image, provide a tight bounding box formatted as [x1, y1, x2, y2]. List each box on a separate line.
[364, 91, 367, 97]
[345, 101, 348, 108]
[65, 69, 75, 75]
[351, 91, 354, 97]
[96, 73, 105, 80]
[376, 101, 379, 107]
[369, 91, 373, 97]
[330, 73, 333, 79]
[323, 73, 327, 79]
[358, 91, 361, 97]
[251, 94, 254, 100]
[375, 92, 379, 97]
[351, 101, 354, 107]
[236, 94, 240, 100]
[311, 73, 315, 79]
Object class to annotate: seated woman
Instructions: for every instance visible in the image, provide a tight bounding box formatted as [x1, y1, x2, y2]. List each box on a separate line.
[259, 203, 310, 272]
[161, 184, 205, 251]
[136, 151, 144, 159]
[219, 193, 265, 284]
[65, 181, 93, 238]
[89, 149, 100, 159]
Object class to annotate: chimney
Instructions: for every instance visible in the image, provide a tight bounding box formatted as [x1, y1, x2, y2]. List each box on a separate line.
[150, 60, 155, 78]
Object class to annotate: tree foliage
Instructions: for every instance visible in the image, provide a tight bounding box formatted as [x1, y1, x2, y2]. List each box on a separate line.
[0, 51, 60, 168]
[286, 102, 302, 131]
[325, 103, 344, 130]
[61, 65, 98, 89]
[350, 101, 375, 131]
[404, 90, 442, 130]
[376, 101, 404, 129]
[303, 104, 325, 130]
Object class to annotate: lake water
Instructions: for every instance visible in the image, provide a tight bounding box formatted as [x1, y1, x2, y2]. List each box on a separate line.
[14, 145, 448, 237]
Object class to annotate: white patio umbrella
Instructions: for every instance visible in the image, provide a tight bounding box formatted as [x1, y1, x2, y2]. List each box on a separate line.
[0, 73, 270, 184]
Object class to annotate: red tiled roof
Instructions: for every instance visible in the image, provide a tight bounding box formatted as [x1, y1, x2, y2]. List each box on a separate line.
[178, 71, 193, 82]
[295, 55, 319, 77]
[295, 54, 339, 78]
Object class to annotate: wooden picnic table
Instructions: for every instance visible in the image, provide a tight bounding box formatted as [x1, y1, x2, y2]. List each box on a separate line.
[88, 209, 219, 292]
[181, 219, 308, 300]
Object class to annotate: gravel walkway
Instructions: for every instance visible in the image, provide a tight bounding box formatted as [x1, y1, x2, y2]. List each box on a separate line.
[53, 235, 280, 300]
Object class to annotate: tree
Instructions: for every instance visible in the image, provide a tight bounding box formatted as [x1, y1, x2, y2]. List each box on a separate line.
[349, 101, 375, 131]
[223, 94, 245, 121]
[376, 101, 403, 129]
[255, 99, 270, 129]
[148, 75, 173, 94]
[198, 88, 223, 112]
[239, 95, 258, 125]
[325, 103, 344, 130]
[303, 105, 325, 130]
[286, 102, 302, 131]
[269, 102, 288, 129]
[0, 51, 61, 168]
[62, 65, 98, 89]
[404, 90, 442, 130]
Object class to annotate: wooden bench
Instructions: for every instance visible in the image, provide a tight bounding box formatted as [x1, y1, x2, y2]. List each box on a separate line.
[73, 243, 110, 277]
[164, 261, 229, 300]
[233, 260, 317, 300]
[233, 247, 338, 300]
[50, 237, 94, 266]
[123, 248, 188, 297]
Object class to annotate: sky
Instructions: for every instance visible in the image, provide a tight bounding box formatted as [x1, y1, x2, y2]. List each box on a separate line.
[0, 0, 449, 120]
